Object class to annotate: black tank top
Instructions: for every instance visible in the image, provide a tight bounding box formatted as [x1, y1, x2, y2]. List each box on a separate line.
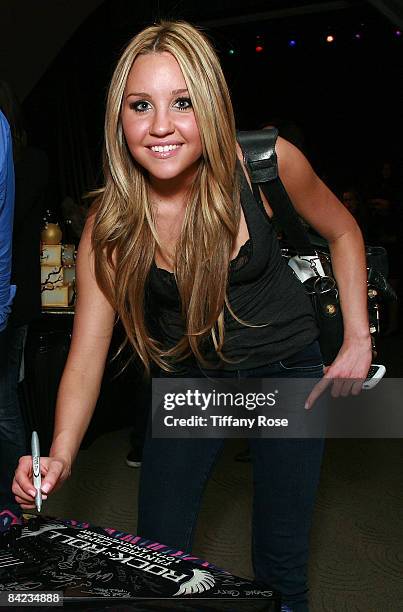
[146, 167, 319, 370]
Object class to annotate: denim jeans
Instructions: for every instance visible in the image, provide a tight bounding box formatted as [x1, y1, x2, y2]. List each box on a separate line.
[138, 340, 325, 611]
[0, 324, 28, 516]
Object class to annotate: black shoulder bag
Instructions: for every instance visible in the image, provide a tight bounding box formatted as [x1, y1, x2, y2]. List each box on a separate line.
[237, 128, 344, 365]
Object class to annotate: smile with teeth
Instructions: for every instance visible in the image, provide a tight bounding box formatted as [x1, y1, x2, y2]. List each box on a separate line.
[150, 144, 181, 153]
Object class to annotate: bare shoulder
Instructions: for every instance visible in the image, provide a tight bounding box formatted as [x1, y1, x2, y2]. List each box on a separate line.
[74, 212, 115, 334]
[275, 136, 359, 242]
[77, 212, 95, 257]
[275, 136, 315, 186]
[76, 211, 114, 279]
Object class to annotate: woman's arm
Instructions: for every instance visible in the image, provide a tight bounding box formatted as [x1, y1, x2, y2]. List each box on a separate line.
[275, 137, 372, 393]
[13, 215, 116, 506]
[50, 216, 116, 463]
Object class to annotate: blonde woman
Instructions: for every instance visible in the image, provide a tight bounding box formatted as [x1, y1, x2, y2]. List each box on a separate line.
[13, 21, 371, 611]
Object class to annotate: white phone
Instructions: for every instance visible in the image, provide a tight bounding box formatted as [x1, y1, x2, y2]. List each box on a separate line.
[362, 364, 386, 390]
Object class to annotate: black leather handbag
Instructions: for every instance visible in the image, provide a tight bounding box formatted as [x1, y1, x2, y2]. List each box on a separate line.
[237, 128, 344, 365]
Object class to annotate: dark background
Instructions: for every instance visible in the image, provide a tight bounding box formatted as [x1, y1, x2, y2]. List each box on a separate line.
[14, 0, 403, 206]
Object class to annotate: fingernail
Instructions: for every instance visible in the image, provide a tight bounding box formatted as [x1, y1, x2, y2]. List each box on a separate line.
[28, 489, 36, 497]
[42, 483, 50, 494]
[304, 402, 310, 410]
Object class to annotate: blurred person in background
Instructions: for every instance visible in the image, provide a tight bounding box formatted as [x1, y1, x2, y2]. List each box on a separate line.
[340, 187, 367, 236]
[0, 81, 49, 526]
[366, 159, 402, 334]
[0, 106, 17, 526]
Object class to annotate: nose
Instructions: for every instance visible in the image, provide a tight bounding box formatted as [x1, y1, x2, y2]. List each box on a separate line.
[149, 107, 174, 137]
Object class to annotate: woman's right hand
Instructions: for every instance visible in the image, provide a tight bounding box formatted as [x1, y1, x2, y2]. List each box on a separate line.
[12, 455, 71, 510]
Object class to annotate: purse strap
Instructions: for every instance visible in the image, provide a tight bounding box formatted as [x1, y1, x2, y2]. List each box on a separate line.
[237, 128, 316, 256]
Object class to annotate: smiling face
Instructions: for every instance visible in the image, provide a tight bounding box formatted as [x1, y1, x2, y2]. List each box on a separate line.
[121, 51, 203, 189]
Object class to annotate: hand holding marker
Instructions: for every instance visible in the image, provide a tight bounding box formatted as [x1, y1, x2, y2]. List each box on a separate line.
[31, 431, 42, 512]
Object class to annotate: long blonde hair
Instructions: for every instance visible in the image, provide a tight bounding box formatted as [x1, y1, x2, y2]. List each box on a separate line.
[92, 21, 239, 373]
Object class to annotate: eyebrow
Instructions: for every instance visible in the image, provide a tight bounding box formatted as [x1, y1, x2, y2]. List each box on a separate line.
[126, 88, 189, 99]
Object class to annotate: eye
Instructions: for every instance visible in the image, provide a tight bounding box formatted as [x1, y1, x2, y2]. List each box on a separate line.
[129, 100, 152, 113]
[173, 97, 192, 111]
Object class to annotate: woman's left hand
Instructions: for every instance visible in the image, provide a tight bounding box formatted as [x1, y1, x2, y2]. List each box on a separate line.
[304, 335, 373, 410]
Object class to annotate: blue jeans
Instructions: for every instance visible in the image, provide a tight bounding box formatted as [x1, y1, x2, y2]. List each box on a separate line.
[138, 340, 325, 611]
[0, 324, 28, 516]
